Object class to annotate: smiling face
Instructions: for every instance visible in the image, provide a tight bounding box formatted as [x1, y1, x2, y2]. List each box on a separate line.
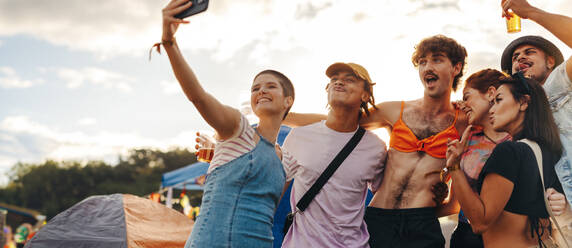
[417, 51, 461, 98]
[489, 85, 526, 134]
[511, 44, 555, 84]
[326, 70, 368, 110]
[250, 73, 292, 119]
[462, 87, 493, 126]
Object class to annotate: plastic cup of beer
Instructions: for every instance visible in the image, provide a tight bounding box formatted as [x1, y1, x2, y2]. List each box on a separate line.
[506, 12, 521, 33]
[197, 147, 215, 163]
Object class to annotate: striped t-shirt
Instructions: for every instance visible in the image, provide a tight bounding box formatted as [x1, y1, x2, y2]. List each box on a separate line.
[208, 115, 299, 181]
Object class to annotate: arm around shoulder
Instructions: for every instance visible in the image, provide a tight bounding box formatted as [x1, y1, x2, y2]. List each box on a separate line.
[360, 101, 401, 130]
[283, 112, 326, 127]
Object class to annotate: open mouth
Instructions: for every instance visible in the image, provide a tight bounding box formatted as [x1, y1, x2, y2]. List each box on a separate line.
[465, 110, 472, 119]
[424, 74, 439, 85]
[517, 62, 532, 72]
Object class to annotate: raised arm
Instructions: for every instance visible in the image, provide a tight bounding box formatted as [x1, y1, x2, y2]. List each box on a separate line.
[502, 0, 572, 81]
[162, 0, 240, 140]
[502, 0, 572, 49]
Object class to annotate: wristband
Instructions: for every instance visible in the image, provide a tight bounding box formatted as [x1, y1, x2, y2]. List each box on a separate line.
[446, 163, 461, 172]
[149, 38, 176, 60]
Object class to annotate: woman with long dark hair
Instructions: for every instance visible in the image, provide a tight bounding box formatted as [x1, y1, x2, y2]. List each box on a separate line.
[447, 74, 563, 247]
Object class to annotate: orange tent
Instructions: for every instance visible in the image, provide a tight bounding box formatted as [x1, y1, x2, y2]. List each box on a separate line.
[25, 194, 193, 248]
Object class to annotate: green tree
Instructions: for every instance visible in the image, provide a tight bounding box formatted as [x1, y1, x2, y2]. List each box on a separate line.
[0, 147, 197, 219]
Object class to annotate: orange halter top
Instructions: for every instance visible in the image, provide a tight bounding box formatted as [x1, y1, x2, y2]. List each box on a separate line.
[389, 101, 460, 159]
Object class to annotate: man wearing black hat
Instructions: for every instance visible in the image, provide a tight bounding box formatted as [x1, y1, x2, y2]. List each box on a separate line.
[501, 0, 572, 205]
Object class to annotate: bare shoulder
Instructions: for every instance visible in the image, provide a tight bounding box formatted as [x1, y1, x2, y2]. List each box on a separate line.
[375, 101, 403, 123]
[362, 100, 402, 129]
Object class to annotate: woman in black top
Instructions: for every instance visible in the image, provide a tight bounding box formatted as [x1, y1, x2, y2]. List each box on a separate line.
[446, 74, 563, 248]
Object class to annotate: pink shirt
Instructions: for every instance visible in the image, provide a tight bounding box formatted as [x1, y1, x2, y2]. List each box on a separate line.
[281, 121, 387, 248]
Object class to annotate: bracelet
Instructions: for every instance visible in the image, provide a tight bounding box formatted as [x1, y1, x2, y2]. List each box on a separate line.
[440, 163, 461, 182]
[149, 38, 175, 61]
[161, 38, 175, 47]
[446, 163, 461, 172]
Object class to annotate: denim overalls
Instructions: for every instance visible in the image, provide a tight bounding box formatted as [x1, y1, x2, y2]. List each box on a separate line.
[185, 133, 285, 248]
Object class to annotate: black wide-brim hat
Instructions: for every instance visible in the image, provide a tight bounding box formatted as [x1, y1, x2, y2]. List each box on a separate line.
[501, 35, 564, 75]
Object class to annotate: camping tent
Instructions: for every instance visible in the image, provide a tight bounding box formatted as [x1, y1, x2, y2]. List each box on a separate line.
[25, 194, 193, 248]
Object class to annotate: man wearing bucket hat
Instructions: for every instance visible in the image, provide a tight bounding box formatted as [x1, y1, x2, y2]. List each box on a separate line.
[281, 62, 387, 248]
[500, 0, 572, 206]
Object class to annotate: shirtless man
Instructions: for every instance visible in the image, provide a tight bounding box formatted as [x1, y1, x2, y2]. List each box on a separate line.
[362, 35, 467, 248]
[285, 35, 468, 247]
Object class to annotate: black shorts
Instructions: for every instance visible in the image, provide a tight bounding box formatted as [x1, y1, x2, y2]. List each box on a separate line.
[450, 221, 483, 248]
[364, 207, 445, 248]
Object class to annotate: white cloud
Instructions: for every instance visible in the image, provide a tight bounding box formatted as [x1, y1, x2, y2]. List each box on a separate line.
[77, 117, 97, 126]
[0, 0, 568, 65]
[0, 116, 199, 180]
[0, 67, 43, 88]
[53, 67, 134, 92]
[0, 0, 163, 58]
[160, 80, 182, 95]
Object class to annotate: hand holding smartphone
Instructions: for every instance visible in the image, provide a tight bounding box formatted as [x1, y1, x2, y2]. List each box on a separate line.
[175, 0, 209, 19]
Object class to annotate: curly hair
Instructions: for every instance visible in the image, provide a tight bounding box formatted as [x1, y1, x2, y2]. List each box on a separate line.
[412, 35, 468, 91]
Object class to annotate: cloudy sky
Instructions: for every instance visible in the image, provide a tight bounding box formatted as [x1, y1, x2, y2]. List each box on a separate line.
[1, 0, 571, 185]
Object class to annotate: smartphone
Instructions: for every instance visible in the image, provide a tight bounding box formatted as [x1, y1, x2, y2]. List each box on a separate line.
[175, 0, 209, 19]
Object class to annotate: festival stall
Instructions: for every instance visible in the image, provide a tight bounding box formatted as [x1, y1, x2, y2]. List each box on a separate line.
[160, 162, 209, 209]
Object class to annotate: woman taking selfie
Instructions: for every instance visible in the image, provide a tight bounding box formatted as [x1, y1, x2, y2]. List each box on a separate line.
[160, 0, 299, 247]
[447, 74, 564, 247]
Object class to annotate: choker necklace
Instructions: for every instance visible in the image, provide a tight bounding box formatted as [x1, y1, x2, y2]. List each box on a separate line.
[482, 131, 498, 144]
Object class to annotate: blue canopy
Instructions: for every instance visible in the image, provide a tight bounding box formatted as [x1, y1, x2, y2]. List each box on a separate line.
[160, 162, 209, 190]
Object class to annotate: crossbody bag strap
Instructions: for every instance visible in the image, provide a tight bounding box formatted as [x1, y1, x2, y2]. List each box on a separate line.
[295, 127, 366, 212]
[520, 139, 570, 248]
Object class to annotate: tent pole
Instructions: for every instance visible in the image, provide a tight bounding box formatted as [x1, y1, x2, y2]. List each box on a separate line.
[166, 187, 173, 208]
